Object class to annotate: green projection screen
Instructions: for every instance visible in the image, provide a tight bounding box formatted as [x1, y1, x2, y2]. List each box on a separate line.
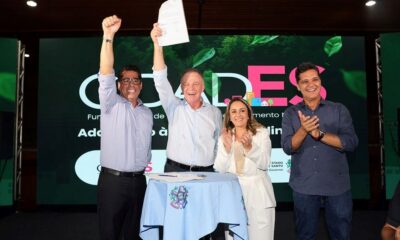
[381, 33, 400, 199]
[38, 35, 368, 204]
[0, 38, 17, 206]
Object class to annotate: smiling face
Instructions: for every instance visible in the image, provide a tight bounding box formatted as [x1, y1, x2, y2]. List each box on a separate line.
[118, 70, 142, 104]
[297, 69, 322, 103]
[181, 71, 204, 109]
[228, 100, 250, 129]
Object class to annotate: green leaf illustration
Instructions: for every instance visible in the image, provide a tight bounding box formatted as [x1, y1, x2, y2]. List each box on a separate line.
[324, 36, 342, 57]
[340, 69, 366, 98]
[250, 35, 279, 45]
[0, 72, 16, 102]
[203, 70, 221, 97]
[192, 48, 216, 68]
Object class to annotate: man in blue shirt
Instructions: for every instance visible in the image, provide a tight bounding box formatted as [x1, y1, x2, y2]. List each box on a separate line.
[281, 62, 358, 240]
[97, 15, 153, 240]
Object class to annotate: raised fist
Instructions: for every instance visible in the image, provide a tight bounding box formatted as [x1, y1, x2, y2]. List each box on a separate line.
[102, 15, 121, 37]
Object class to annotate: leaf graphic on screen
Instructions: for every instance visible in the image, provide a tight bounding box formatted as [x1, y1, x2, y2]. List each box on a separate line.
[340, 69, 366, 98]
[0, 72, 16, 102]
[203, 70, 221, 97]
[250, 35, 279, 45]
[192, 48, 216, 68]
[324, 36, 342, 57]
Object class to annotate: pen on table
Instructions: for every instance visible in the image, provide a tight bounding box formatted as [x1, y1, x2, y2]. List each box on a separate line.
[158, 174, 177, 177]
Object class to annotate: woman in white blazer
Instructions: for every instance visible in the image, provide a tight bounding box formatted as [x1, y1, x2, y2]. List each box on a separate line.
[214, 98, 276, 240]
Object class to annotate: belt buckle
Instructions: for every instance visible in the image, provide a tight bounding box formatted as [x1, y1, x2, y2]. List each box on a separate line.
[189, 165, 200, 172]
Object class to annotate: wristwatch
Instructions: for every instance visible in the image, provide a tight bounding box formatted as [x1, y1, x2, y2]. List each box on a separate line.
[317, 130, 325, 141]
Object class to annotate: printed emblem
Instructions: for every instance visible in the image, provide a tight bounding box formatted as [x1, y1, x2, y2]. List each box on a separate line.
[169, 185, 189, 209]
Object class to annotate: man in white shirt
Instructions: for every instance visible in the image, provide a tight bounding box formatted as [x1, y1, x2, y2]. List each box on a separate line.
[150, 23, 222, 173]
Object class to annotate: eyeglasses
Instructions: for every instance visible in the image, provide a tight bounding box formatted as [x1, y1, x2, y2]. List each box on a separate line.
[120, 77, 141, 85]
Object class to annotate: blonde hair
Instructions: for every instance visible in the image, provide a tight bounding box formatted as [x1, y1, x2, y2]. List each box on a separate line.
[223, 98, 264, 135]
[180, 68, 204, 86]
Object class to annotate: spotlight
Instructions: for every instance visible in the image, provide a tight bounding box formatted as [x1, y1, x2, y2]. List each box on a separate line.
[365, 0, 376, 7]
[26, 0, 38, 7]
[24, 53, 30, 58]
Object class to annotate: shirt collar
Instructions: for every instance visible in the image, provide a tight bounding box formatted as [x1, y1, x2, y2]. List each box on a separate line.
[183, 97, 206, 108]
[136, 98, 144, 106]
[121, 97, 143, 107]
[298, 98, 326, 110]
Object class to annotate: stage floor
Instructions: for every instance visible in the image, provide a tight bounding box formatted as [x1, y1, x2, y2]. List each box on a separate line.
[0, 209, 387, 239]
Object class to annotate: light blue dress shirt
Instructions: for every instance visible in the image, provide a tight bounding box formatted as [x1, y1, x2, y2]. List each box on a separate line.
[98, 72, 153, 172]
[153, 67, 222, 167]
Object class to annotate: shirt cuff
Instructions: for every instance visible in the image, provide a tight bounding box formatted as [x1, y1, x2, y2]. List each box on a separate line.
[98, 71, 116, 86]
[152, 66, 168, 77]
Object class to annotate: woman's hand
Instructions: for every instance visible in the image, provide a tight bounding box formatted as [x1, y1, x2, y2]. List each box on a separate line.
[221, 128, 233, 152]
[240, 131, 253, 152]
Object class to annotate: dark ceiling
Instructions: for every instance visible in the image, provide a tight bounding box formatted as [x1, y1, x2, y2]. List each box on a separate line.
[2, 0, 400, 36]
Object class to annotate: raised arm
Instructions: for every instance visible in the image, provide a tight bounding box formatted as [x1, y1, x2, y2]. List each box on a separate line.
[150, 23, 166, 71]
[100, 15, 121, 75]
[149, 22, 180, 119]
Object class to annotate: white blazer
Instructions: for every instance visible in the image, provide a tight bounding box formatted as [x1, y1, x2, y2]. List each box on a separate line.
[214, 127, 276, 228]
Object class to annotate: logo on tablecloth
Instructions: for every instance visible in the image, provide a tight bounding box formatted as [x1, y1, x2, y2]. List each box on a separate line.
[169, 185, 188, 209]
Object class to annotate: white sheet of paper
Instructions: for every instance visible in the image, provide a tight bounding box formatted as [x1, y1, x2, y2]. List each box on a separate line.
[157, 0, 189, 47]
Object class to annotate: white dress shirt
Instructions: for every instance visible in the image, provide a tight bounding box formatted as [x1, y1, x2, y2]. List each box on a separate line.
[153, 67, 222, 166]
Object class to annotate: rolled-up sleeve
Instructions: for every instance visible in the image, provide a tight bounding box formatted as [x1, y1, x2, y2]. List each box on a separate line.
[337, 103, 359, 152]
[98, 72, 118, 113]
[152, 67, 180, 120]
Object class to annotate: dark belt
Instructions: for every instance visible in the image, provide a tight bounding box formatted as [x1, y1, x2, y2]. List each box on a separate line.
[166, 159, 214, 172]
[101, 167, 144, 177]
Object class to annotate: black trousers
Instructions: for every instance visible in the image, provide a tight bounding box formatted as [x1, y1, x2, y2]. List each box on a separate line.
[164, 159, 215, 172]
[97, 170, 146, 240]
[387, 180, 400, 227]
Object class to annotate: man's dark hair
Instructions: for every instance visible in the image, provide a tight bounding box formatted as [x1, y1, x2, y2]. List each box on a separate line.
[295, 62, 320, 83]
[115, 64, 142, 95]
[117, 64, 142, 81]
